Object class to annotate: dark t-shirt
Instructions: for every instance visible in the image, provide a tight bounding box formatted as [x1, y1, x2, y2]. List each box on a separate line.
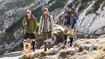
[43, 16, 48, 32]
[67, 12, 71, 25]
[27, 19, 32, 33]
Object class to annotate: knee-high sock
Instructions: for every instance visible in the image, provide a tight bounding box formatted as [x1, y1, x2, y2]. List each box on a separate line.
[64, 35, 67, 45]
[48, 42, 51, 50]
[44, 42, 47, 51]
[64, 35, 67, 40]
[32, 41, 35, 51]
[69, 37, 73, 43]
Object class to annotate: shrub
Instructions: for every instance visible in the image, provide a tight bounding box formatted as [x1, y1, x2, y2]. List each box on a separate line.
[32, 6, 42, 22]
[49, 0, 68, 12]
[93, 0, 104, 11]
[81, 0, 91, 4]
[5, 6, 42, 33]
[78, 4, 85, 11]
[5, 17, 24, 33]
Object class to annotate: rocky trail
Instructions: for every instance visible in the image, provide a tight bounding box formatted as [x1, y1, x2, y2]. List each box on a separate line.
[0, 24, 105, 59]
[0, 37, 105, 59]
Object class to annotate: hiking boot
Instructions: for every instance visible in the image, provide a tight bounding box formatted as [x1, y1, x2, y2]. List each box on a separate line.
[44, 42, 47, 51]
[64, 41, 67, 46]
[44, 48, 47, 51]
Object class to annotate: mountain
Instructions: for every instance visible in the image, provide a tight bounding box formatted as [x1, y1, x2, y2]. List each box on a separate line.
[0, 0, 67, 55]
[0, 0, 105, 57]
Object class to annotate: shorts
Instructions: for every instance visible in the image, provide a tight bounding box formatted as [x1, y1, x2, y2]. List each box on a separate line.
[64, 25, 74, 35]
[24, 33, 35, 39]
[42, 31, 51, 40]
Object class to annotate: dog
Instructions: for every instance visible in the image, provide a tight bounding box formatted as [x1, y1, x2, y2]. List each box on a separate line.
[23, 40, 31, 54]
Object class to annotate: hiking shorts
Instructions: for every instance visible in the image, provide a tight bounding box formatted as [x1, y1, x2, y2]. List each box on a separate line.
[64, 25, 74, 35]
[24, 33, 35, 39]
[42, 31, 51, 40]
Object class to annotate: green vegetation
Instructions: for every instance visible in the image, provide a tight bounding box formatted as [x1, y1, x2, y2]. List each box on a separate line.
[48, 0, 54, 4]
[78, 4, 85, 11]
[49, 0, 68, 12]
[93, 0, 104, 11]
[81, 0, 91, 4]
[5, 6, 42, 33]
[32, 6, 42, 22]
[5, 17, 24, 33]
[5, 0, 68, 33]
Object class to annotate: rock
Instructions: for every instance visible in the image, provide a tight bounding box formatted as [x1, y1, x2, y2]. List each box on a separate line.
[21, 54, 34, 59]
[89, 44, 98, 51]
[92, 50, 105, 59]
[99, 34, 105, 38]
[59, 48, 76, 57]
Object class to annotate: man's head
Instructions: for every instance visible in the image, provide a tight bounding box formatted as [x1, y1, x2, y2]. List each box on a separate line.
[66, 7, 70, 11]
[67, 2, 72, 12]
[43, 8, 48, 15]
[26, 10, 31, 16]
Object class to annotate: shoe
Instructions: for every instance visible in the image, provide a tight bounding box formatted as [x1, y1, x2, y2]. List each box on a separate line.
[44, 48, 47, 51]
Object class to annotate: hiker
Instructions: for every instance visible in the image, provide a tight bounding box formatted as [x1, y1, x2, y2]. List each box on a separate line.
[38, 8, 54, 51]
[22, 10, 37, 52]
[63, 3, 78, 46]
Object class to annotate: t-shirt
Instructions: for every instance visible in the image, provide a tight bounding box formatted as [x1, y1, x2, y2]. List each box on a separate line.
[43, 16, 48, 32]
[67, 12, 71, 25]
[27, 19, 32, 33]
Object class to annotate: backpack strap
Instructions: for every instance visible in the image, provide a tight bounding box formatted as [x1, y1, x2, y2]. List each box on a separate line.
[42, 15, 51, 22]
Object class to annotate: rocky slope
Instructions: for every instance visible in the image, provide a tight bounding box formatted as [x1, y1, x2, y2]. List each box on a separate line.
[76, 0, 105, 35]
[0, 0, 68, 55]
[0, 38, 105, 59]
[0, 0, 105, 57]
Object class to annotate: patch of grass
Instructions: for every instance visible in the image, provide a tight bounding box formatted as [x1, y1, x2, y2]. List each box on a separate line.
[59, 50, 75, 57]
[101, 2, 105, 10]
[21, 54, 34, 59]
[48, 0, 54, 4]
[78, 4, 85, 11]
[81, 0, 91, 4]
[5, 16, 24, 33]
[86, 9, 94, 16]
[94, 50, 105, 59]
[93, 0, 104, 11]
[49, 0, 68, 12]
[32, 6, 42, 22]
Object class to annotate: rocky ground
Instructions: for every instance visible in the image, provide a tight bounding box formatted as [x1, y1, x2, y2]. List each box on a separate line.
[0, 24, 105, 59]
[0, 37, 105, 59]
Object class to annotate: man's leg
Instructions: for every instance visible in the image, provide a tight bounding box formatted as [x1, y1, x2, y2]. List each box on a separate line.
[64, 26, 68, 45]
[32, 39, 35, 52]
[48, 31, 51, 50]
[31, 34, 36, 52]
[25, 33, 30, 42]
[43, 32, 47, 51]
[68, 25, 74, 46]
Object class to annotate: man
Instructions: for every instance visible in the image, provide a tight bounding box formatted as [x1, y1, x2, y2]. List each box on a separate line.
[63, 3, 78, 46]
[38, 8, 54, 51]
[22, 10, 37, 52]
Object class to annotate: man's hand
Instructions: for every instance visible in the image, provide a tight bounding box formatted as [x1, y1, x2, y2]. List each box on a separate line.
[38, 32, 40, 35]
[33, 31, 36, 34]
[25, 22, 27, 25]
[65, 13, 68, 16]
[72, 14, 74, 16]
[51, 31, 54, 34]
